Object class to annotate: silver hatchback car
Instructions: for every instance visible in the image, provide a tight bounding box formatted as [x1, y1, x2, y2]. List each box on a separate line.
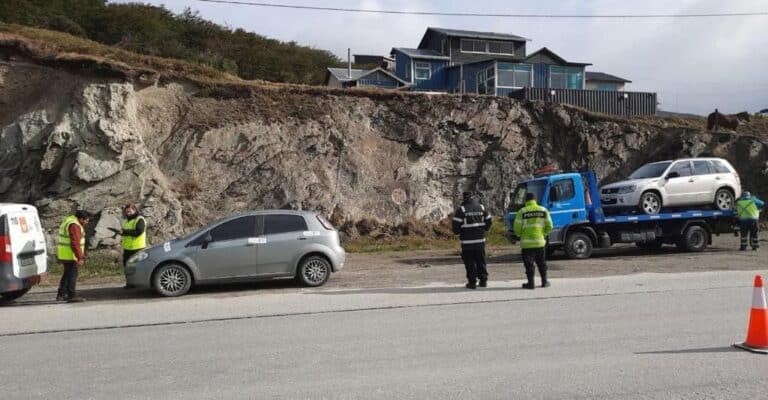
[125, 210, 345, 297]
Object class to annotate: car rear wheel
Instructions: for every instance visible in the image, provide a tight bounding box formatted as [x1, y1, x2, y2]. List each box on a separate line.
[564, 232, 593, 259]
[153, 263, 192, 297]
[297, 255, 331, 287]
[0, 287, 31, 302]
[639, 192, 662, 215]
[714, 188, 735, 211]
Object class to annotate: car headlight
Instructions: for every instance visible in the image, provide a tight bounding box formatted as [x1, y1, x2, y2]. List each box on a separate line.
[616, 185, 637, 194]
[128, 251, 149, 264]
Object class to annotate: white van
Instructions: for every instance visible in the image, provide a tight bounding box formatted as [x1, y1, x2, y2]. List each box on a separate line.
[0, 204, 48, 302]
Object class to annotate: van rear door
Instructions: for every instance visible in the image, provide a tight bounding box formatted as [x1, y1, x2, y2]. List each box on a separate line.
[5, 208, 47, 279]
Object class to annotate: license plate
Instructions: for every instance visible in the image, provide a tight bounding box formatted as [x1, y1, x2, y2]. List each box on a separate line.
[19, 256, 35, 267]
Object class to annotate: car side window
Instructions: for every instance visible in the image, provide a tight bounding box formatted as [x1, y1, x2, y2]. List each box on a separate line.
[209, 216, 257, 242]
[693, 160, 713, 175]
[550, 179, 575, 203]
[264, 215, 309, 235]
[669, 161, 692, 178]
[711, 160, 731, 173]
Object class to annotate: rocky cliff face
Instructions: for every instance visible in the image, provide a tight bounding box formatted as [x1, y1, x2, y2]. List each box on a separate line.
[1, 56, 767, 247]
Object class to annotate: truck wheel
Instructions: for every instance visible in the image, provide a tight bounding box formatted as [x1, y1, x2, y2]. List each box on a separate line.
[639, 192, 662, 215]
[0, 287, 31, 302]
[678, 225, 708, 252]
[564, 232, 593, 259]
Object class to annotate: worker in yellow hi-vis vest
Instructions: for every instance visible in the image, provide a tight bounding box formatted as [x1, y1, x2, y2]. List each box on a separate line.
[120, 203, 147, 288]
[56, 210, 91, 303]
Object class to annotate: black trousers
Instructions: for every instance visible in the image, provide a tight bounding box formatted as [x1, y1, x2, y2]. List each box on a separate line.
[57, 262, 79, 298]
[739, 220, 760, 249]
[461, 247, 488, 283]
[522, 248, 547, 284]
[123, 249, 140, 267]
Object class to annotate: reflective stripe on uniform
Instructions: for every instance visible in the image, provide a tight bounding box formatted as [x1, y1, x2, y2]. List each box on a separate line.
[521, 238, 546, 246]
[461, 238, 486, 244]
[453, 217, 463, 222]
[462, 222, 487, 228]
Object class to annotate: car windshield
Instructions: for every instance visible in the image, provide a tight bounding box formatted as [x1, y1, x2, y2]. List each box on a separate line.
[509, 180, 547, 211]
[628, 162, 672, 179]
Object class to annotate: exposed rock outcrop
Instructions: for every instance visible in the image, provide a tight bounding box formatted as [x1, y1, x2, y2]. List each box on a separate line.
[1, 55, 766, 248]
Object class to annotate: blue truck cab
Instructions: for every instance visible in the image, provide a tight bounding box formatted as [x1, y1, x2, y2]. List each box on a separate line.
[505, 169, 736, 259]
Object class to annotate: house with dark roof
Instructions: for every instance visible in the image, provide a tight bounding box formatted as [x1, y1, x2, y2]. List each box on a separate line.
[325, 67, 408, 89]
[585, 72, 632, 91]
[326, 27, 657, 115]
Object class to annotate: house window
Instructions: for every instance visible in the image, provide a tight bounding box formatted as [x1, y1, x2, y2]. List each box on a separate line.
[497, 63, 532, 88]
[476, 66, 495, 94]
[461, 39, 488, 53]
[488, 41, 515, 55]
[550, 66, 583, 89]
[415, 62, 431, 80]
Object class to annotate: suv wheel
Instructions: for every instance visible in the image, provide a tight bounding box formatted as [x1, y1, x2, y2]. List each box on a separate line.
[639, 192, 662, 215]
[153, 263, 193, 297]
[297, 255, 331, 287]
[714, 188, 735, 211]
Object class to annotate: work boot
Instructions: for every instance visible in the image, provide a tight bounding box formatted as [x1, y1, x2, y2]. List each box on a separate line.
[56, 294, 67, 302]
[542, 281, 551, 288]
[66, 296, 86, 303]
[740, 247, 747, 251]
[478, 280, 487, 288]
[521, 282, 535, 290]
[465, 282, 477, 290]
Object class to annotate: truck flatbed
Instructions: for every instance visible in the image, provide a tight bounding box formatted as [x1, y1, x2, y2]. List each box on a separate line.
[594, 209, 735, 225]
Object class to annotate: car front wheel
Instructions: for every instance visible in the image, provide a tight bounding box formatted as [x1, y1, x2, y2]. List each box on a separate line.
[297, 255, 331, 287]
[153, 263, 193, 297]
[714, 188, 735, 211]
[639, 192, 662, 215]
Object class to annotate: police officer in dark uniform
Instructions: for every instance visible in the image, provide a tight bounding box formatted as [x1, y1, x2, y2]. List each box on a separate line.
[452, 192, 493, 289]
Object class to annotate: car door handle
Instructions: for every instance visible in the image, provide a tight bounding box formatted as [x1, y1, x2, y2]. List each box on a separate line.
[688, 178, 695, 182]
[715, 176, 721, 180]
[297, 237, 307, 240]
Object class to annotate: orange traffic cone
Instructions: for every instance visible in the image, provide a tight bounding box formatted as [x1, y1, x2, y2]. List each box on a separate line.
[734, 275, 768, 354]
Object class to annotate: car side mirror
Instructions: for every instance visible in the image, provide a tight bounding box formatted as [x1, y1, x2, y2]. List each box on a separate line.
[666, 172, 680, 180]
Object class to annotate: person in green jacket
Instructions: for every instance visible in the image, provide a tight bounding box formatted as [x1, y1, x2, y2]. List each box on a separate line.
[513, 193, 554, 289]
[735, 191, 764, 251]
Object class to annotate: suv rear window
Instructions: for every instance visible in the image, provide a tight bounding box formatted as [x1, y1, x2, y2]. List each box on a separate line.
[264, 215, 308, 235]
[693, 160, 713, 175]
[711, 160, 732, 173]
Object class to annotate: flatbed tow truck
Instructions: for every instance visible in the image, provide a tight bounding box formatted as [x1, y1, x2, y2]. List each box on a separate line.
[504, 169, 737, 259]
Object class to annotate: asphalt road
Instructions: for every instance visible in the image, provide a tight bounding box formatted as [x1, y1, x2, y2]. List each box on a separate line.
[2, 271, 766, 399]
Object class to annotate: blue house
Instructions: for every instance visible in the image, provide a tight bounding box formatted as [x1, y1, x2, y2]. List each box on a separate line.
[327, 27, 656, 115]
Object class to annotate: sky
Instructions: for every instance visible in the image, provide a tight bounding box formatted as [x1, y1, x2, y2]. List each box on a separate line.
[112, 0, 768, 115]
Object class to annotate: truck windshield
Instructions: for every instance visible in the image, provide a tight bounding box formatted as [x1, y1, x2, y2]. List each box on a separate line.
[509, 180, 547, 211]
[628, 162, 672, 179]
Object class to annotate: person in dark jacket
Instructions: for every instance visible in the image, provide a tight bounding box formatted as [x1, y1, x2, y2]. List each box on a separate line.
[452, 192, 493, 289]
